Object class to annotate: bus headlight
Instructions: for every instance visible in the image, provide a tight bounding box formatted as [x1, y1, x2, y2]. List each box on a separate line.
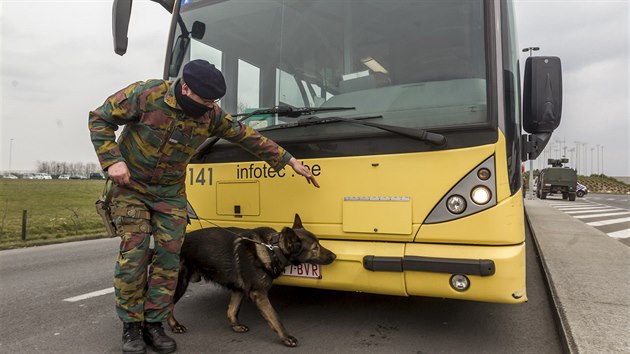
[477, 168, 491, 180]
[471, 186, 492, 205]
[425, 156, 497, 223]
[450, 274, 470, 291]
[446, 195, 467, 214]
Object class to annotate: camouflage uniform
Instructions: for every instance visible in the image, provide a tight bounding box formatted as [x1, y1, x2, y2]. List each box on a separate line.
[89, 78, 291, 323]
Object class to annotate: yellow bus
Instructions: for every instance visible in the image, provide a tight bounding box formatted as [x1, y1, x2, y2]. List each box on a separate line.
[113, 0, 562, 303]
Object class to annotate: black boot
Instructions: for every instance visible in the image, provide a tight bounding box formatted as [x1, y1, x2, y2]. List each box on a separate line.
[122, 322, 146, 354]
[143, 321, 177, 354]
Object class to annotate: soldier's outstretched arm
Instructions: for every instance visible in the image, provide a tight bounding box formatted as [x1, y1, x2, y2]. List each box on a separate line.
[287, 157, 319, 188]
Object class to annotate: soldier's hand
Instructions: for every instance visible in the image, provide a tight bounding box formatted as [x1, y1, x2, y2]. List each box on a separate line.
[108, 161, 131, 185]
[288, 157, 320, 188]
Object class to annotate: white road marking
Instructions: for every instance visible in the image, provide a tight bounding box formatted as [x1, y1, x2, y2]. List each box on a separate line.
[550, 206, 592, 209]
[608, 229, 630, 239]
[586, 217, 630, 227]
[548, 202, 591, 206]
[574, 212, 630, 219]
[63, 287, 114, 302]
[557, 206, 614, 211]
[548, 205, 592, 209]
[546, 199, 630, 244]
[565, 208, 621, 215]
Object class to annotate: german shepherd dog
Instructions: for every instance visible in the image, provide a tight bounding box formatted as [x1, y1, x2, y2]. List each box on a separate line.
[167, 214, 336, 347]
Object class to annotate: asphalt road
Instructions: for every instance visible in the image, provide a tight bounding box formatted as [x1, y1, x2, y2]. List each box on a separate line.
[584, 193, 630, 210]
[0, 223, 562, 354]
[540, 193, 630, 246]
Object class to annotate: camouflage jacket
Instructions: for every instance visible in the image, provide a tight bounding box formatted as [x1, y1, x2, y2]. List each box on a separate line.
[89, 79, 292, 193]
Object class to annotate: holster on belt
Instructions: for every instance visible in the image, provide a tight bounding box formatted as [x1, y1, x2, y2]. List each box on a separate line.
[95, 178, 117, 238]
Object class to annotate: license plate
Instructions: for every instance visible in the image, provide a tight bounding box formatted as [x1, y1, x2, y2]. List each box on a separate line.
[282, 264, 322, 279]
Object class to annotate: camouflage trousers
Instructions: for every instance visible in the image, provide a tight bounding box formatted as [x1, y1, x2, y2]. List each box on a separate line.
[110, 183, 188, 323]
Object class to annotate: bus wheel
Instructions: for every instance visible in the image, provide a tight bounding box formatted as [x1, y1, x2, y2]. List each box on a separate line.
[569, 193, 576, 201]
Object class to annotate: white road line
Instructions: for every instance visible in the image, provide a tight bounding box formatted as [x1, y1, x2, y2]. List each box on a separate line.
[63, 287, 114, 302]
[574, 212, 630, 219]
[565, 208, 621, 215]
[548, 201, 591, 204]
[548, 203, 592, 207]
[556, 206, 612, 211]
[608, 229, 630, 239]
[586, 217, 630, 227]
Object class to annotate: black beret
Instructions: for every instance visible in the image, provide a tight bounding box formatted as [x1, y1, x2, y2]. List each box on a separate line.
[183, 59, 226, 100]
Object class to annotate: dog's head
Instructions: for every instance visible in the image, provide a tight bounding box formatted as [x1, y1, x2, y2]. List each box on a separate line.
[279, 214, 336, 265]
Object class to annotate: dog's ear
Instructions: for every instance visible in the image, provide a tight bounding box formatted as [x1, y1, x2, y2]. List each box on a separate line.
[292, 213, 303, 229]
[280, 227, 302, 254]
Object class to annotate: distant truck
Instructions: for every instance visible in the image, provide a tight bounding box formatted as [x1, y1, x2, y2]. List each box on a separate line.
[536, 158, 577, 201]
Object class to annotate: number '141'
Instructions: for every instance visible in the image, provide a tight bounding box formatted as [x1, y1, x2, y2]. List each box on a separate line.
[188, 167, 212, 186]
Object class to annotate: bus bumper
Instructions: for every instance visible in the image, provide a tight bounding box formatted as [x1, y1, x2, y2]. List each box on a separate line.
[274, 241, 527, 304]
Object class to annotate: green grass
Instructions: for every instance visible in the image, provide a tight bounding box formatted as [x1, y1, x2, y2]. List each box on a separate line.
[2, 174, 627, 250]
[0, 180, 108, 248]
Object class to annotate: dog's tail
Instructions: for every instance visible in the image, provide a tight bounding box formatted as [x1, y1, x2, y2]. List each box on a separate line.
[173, 260, 202, 305]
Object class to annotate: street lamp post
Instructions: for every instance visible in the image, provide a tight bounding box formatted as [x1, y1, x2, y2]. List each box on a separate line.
[575, 141, 580, 175]
[9, 139, 14, 175]
[522, 46, 540, 57]
[522, 46, 539, 199]
[584, 142, 589, 174]
[596, 144, 600, 174]
[590, 147, 594, 176]
[574, 141, 587, 175]
[602, 145, 604, 174]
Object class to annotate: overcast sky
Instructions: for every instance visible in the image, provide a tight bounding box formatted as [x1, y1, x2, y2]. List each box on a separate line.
[1, 0, 628, 176]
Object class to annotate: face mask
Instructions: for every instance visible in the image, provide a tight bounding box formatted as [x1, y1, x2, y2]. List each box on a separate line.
[175, 81, 210, 118]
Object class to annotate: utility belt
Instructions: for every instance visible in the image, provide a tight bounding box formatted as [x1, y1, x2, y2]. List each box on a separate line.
[96, 178, 153, 237]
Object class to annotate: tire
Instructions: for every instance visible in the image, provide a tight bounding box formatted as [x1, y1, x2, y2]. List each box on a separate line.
[541, 192, 547, 199]
[577, 190, 585, 198]
[562, 193, 568, 200]
[569, 193, 576, 201]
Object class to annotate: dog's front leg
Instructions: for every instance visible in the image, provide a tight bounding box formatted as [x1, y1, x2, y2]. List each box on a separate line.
[228, 290, 249, 333]
[249, 290, 298, 347]
[167, 312, 187, 333]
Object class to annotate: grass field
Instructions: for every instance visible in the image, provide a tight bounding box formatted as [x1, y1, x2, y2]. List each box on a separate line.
[1, 175, 627, 250]
[0, 179, 107, 248]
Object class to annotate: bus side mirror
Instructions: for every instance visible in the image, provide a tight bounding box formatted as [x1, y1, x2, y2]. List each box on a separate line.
[521, 56, 563, 161]
[112, 0, 174, 56]
[523, 56, 562, 134]
[112, 0, 133, 56]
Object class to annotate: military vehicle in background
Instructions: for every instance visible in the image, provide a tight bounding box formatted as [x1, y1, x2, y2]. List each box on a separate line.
[536, 158, 577, 201]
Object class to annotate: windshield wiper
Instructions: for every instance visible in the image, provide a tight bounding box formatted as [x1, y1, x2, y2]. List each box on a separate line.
[267, 115, 447, 147]
[232, 105, 355, 119]
[194, 106, 356, 157]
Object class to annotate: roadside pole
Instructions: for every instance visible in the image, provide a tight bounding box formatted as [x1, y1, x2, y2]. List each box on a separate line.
[529, 159, 535, 200]
[522, 46, 540, 200]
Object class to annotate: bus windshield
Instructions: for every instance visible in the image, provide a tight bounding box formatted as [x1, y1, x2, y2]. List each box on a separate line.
[174, 0, 488, 139]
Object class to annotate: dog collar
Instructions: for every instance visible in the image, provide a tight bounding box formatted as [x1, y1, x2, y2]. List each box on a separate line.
[269, 233, 289, 270]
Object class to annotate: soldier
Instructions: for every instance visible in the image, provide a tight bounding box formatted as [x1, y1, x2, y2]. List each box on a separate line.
[89, 59, 318, 354]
